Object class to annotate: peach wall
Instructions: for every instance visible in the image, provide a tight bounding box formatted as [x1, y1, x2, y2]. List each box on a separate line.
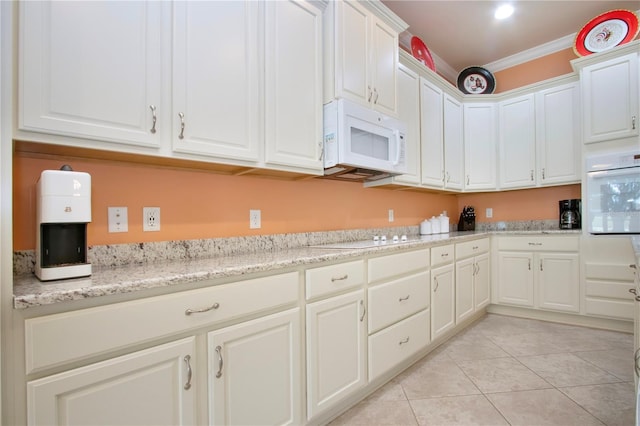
[457, 185, 582, 222]
[13, 153, 459, 250]
[493, 48, 578, 93]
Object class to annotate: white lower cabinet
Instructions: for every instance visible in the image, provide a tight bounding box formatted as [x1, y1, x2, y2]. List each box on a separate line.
[27, 337, 196, 426]
[455, 238, 490, 323]
[497, 236, 580, 313]
[208, 308, 301, 425]
[431, 263, 455, 339]
[306, 289, 367, 421]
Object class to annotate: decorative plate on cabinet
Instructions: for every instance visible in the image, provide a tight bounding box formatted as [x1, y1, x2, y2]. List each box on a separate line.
[574, 9, 639, 56]
[410, 36, 436, 71]
[456, 66, 495, 94]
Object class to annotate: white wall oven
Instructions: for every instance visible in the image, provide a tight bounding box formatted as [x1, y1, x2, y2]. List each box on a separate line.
[586, 150, 640, 234]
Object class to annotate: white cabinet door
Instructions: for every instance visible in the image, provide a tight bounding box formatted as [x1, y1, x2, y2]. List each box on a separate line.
[420, 78, 444, 187]
[264, 0, 323, 173]
[497, 251, 535, 307]
[474, 253, 491, 310]
[394, 64, 421, 185]
[370, 17, 398, 115]
[581, 52, 639, 144]
[306, 289, 366, 420]
[172, 1, 260, 162]
[536, 82, 580, 185]
[331, 1, 399, 115]
[499, 94, 536, 189]
[464, 103, 497, 190]
[27, 338, 196, 426]
[431, 264, 455, 340]
[538, 253, 580, 313]
[455, 257, 475, 323]
[208, 308, 302, 426]
[19, 1, 163, 149]
[443, 94, 464, 190]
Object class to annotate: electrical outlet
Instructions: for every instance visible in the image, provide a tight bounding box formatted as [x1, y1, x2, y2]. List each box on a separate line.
[250, 209, 261, 229]
[388, 209, 394, 222]
[486, 207, 493, 218]
[143, 207, 161, 231]
[108, 207, 128, 233]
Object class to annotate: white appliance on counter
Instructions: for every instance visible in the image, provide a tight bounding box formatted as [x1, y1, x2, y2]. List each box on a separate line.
[322, 98, 407, 182]
[35, 168, 92, 281]
[585, 150, 640, 234]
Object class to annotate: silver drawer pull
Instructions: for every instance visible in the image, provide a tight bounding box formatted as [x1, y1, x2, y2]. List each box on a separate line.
[441, 253, 449, 257]
[331, 274, 348, 282]
[528, 242, 543, 246]
[472, 246, 478, 250]
[183, 355, 192, 390]
[185, 302, 220, 316]
[629, 288, 637, 295]
[399, 295, 410, 302]
[631, 264, 637, 269]
[399, 337, 410, 345]
[215, 345, 224, 378]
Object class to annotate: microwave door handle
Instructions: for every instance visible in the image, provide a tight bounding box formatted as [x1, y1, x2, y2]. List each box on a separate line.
[393, 130, 401, 165]
[588, 167, 640, 179]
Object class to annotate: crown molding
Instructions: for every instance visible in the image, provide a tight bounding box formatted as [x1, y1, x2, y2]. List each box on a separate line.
[483, 34, 576, 73]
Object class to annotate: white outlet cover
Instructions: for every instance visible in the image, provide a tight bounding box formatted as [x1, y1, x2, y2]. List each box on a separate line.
[486, 207, 493, 218]
[108, 207, 128, 233]
[249, 209, 261, 229]
[388, 209, 394, 222]
[143, 207, 161, 232]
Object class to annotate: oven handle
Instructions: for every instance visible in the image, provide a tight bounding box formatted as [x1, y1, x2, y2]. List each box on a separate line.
[587, 166, 640, 179]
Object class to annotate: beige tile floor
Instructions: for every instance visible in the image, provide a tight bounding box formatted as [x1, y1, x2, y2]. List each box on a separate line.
[329, 314, 635, 426]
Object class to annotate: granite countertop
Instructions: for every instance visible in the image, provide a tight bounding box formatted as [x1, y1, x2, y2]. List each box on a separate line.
[13, 229, 581, 309]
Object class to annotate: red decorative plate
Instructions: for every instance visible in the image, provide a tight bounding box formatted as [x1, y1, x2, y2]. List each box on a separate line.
[574, 9, 639, 56]
[410, 36, 436, 71]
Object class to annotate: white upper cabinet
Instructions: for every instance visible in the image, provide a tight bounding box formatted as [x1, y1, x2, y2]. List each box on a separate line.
[394, 64, 421, 185]
[420, 77, 444, 187]
[264, 0, 324, 172]
[172, 1, 260, 162]
[19, 1, 164, 150]
[578, 50, 639, 144]
[443, 94, 464, 190]
[324, 0, 407, 116]
[535, 81, 580, 185]
[464, 102, 497, 191]
[498, 94, 536, 189]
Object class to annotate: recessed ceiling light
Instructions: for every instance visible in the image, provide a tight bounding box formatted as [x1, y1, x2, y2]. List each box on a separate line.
[495, 4, 514, 20]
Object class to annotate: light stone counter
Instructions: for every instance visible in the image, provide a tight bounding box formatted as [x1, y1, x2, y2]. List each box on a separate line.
[13, 228, 581, 309]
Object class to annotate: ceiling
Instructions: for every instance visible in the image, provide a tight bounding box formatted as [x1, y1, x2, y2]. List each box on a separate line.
[382, 0, 640, 77]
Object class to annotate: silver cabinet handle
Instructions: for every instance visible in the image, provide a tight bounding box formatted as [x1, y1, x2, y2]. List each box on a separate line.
[215, 345, 224, 378]
[540, 259, 543, 271]
[528, 242, 543, 246]
[331, 274, 348, 282]
[633, 115, 636, 130]
[446, 172, 451, 183]
[373, 88, 379, 104]
[629, 288, 640, 301]
[178, 112, 185, 139]
[473, 263, 479, 275]
[367, 86, 373, 103]
[434, 277, 439, 292]
[399, 337, 410, 345]
[183, 355, 192, 390]
[528, 259, 531, 271]
[530, 170, 534, 181]
[631, 264, 637, 269]
[441, 253, 449, 258]
[149, 105, 157, 134]
[466, 175, 470, 185]
[542, 168, 546, 180]
[635, 347, 640, 378]
[442, 170, 446, 183]
[399, 295, 410, 302]
[359, 300, 366, 322]
[185, 302, 220, 316]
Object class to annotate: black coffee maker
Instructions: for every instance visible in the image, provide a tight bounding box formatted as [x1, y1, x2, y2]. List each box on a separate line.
[559, 199, 581, 229]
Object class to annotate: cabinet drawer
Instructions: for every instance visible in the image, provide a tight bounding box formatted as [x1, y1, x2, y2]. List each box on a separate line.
[586, 279, 635, 299]
[455, 238, 490, 259]
[585, 297, 634, 320]
[368, 309, 429, 381]
[431, 244, 454, 267]
[497, 236, 579, 251]
[585, 263, 635, 281]
[368, 249, 429, 283]
[305, 260, 364, 300]
[25, 272, 299, 374]
[368, 271, 430, 333]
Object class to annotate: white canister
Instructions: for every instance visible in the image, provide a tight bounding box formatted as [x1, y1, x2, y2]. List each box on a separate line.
[439, 213, 449, 233]
[420, 219, 432, 235]
[429, 216, 441, 234]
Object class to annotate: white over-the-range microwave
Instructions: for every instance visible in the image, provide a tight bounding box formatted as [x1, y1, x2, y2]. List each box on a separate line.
[322, 98, 407, 182]
[586, 150, 640, 234]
